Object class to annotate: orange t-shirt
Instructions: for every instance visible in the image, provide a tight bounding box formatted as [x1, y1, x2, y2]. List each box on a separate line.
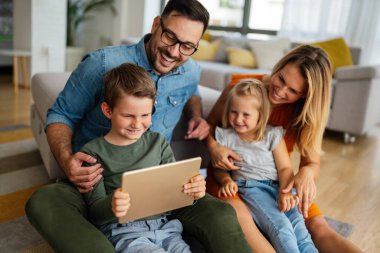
[206, 73, 321, 221]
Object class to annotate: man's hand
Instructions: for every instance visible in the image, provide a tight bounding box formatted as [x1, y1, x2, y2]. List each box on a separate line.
[185, 116, 210, 140]
[64, 152, 103, 193]
[183, 174, 206, 200]
[112, 188, 131, 218]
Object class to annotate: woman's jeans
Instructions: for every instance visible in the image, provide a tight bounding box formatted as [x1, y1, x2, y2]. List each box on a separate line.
[237, 179, 318, 253]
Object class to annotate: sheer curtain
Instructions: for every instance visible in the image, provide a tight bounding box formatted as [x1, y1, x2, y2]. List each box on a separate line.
[278, 0, 380, 65]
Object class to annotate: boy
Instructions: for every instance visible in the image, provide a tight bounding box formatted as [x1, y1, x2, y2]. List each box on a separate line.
[81, 63, 205, 253]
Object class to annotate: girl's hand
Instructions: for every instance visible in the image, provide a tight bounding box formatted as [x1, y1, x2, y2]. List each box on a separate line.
[278, 191, 298, 212]
[209, 143, 241, 171]
[282, 167, 316, 218]
[218, 180, 238, 197]
[112, 188, 130, 218]
[183, 174, 206, 200]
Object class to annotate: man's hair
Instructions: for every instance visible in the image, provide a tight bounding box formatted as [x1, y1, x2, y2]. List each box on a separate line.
[222, 79, 270, 141]
[103, 63, 156, 109]
[161, 0, 209, 33]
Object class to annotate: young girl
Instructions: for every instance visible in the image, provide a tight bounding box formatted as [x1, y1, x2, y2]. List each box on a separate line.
[214, 80, 317, 253]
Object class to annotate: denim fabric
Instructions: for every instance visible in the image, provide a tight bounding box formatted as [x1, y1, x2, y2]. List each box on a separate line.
[46, 34, 201, 152]
[100, 218, 191, 253]
[237, 179, 318, 253]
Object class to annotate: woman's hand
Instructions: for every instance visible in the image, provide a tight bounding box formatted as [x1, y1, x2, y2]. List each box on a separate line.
[209, 142, 241, 171]
[183, 174, 206, 200]
[282, 166, 316, 218]
[112, 188, 130, 218]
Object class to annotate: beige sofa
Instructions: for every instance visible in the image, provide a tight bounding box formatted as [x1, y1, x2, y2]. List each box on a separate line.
[30, 72, 220, 179]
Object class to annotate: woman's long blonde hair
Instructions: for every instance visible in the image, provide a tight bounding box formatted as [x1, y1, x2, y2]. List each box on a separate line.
[271, 45, 332, 157]
[222, 79, 271, 141]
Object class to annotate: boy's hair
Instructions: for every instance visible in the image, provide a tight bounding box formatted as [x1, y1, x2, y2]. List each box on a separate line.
[162, 0, 209, 33]
[222, 79, 271, 141]
[103, 63, 156, 109]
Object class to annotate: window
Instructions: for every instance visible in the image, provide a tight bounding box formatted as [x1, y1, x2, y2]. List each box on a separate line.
[199, 0, 244, 28]
[248, 0, 285, 31]
[161, 0, 285, 36]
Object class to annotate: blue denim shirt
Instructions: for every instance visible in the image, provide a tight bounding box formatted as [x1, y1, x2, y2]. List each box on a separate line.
[46, 34, 201, 152]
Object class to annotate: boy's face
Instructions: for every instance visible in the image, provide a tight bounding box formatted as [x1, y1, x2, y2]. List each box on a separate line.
[102, 94, 153, 145]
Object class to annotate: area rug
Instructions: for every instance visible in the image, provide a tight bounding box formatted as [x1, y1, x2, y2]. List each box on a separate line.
[0, 129, 53, 252]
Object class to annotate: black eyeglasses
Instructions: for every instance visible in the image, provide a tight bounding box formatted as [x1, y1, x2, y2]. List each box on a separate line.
[159, 19, 198, 56]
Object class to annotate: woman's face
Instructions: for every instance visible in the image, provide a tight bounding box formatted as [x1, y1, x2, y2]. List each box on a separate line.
[268, 63, 307, 105]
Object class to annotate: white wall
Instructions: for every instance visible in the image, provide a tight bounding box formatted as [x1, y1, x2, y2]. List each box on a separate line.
[77, 0, 161, 52]
[13, 0, 66, 77]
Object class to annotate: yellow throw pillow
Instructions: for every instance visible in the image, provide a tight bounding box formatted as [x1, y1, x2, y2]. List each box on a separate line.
[226, 47, 256, 68]
[192, 39, 221, 61]
[311, 37, 353, 73]
[201, 31, 212, 42]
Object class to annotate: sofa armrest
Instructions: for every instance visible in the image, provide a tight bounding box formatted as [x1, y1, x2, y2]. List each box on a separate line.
[334, 65, 380, 80]
[328, 68, 380, 135]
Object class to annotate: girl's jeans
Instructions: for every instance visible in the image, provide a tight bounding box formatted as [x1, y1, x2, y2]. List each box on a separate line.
[237, 179, 318, 253]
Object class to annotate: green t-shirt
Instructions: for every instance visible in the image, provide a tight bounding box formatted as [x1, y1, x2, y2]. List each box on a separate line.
[81, 131, 175, 226]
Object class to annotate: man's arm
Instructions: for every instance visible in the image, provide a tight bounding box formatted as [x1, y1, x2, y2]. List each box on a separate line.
[46, 123, 103, 193]
[183, 95, 210, 140]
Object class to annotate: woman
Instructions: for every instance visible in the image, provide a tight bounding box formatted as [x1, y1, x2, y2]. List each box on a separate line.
[205, 45, 363, 253]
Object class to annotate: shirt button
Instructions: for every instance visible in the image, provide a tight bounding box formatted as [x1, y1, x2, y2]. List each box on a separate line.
[173, 101, 177, 105]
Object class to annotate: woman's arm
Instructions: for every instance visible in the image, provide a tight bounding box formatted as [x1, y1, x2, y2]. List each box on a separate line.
[296, 154, 320, 217]
[205, 86, 241, 170]
[281, 151, 320, 218]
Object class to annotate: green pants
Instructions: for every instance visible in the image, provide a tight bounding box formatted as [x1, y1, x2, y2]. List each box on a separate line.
[26, 181, 251, 253]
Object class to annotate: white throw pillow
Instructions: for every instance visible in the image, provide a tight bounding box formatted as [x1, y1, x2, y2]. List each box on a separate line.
[249, 38, 291, 71]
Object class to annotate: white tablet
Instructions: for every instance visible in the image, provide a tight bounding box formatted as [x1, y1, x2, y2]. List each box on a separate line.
[118, 157, 202, 223]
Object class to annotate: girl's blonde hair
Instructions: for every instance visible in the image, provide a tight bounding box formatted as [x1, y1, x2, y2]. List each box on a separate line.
[222, 79, 271, 141]
[271, 45, 332, 157]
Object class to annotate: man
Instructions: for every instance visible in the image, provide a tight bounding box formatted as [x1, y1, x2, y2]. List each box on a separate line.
[26, 0, 251, 252]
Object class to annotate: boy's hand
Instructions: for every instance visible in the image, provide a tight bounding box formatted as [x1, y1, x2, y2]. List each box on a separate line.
[112, 188, 130, 218]
[278, 191, 299, 212]
[183, 174, 206, 200]
[218, 180, 238, 197]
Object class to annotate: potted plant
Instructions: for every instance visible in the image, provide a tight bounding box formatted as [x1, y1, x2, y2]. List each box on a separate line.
[66, 0, 116, 71]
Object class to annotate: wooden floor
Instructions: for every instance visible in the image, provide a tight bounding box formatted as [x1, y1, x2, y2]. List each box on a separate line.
[0, 72, 379, 252]
[0, 73, 32, 128]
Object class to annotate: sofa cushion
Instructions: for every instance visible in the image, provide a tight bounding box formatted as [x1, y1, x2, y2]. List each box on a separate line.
[249, 38, 291, 71]
[226, 47, 256, 68]
[192, 39, 221, 61]
[310, 37, 353, 74]
[214, 36, 251, 63]
[197, 61, 270, 91]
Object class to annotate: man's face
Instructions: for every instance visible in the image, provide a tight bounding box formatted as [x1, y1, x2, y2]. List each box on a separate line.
[146, 13, 204, 75]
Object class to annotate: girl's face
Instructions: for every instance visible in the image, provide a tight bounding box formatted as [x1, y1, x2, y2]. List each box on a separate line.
[228, 94, 261, 140]
[268, 63, 307, 105]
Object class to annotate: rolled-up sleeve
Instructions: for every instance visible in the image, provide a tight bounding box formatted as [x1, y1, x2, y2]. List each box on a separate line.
[46, 50, 105, 130]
